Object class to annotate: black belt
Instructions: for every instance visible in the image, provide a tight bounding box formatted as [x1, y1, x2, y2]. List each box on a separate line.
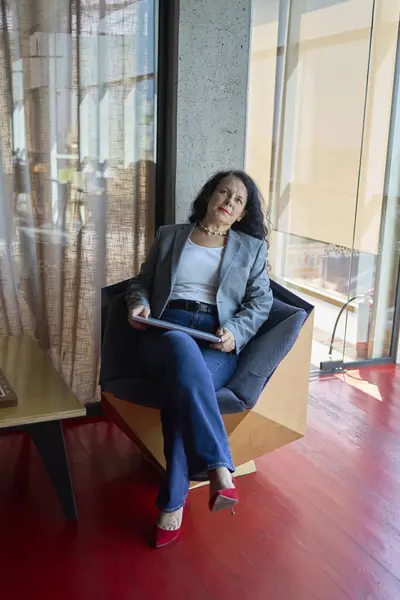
[166, 299, 217, 316]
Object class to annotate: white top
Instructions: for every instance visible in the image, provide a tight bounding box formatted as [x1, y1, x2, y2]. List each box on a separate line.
[170, 239, 225, 305]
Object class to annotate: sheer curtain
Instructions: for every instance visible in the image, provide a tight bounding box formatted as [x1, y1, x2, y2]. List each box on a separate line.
[0, 0, 157, 403]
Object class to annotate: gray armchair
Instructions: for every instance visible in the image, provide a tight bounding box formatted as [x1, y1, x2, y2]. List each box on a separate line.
[100, 279, 314, 483]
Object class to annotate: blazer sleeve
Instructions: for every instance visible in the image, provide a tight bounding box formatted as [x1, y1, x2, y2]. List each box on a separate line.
[125, 227, 161, 312]
[222, 241, 273, 354]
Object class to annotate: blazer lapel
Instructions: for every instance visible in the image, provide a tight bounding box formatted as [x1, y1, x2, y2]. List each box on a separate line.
[170, 223, 196, 290]
[219, 228, 241, 287]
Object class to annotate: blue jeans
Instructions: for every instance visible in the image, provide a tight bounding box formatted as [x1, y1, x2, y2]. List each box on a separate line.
[138, 308, 238, 512]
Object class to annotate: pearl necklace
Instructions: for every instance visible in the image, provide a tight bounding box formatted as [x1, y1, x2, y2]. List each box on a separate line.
[199, 221, 228, 237]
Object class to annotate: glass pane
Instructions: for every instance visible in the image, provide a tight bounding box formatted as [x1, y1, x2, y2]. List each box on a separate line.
[247, 0, 400, 370]
[347, 17, 400, 361]
[0, 0, 158, 401]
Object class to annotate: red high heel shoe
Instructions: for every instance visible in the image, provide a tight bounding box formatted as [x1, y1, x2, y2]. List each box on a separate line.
[154, 524, 181, 548]
[153, 505, 185, 548]
[209, 487, 239, 514]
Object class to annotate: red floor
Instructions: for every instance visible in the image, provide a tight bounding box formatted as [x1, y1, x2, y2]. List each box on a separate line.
[1, 365, 400, 600]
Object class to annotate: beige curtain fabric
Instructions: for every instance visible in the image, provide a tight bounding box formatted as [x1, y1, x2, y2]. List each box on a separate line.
[0, 0, 156, 403]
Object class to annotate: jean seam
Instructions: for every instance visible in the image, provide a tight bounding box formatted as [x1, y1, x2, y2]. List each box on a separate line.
[189, 461, 235, 480]
[158, 501, 185, 512]
[206, 461, 235, 471]
[210, 354, 233, 374]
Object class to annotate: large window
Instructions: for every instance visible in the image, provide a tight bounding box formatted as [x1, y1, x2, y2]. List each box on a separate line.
[247, 0, 400, 369]
[0, 0, 159, 402]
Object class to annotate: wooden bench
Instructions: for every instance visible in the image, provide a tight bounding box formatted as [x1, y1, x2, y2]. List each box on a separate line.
[0, 335, 86, 519]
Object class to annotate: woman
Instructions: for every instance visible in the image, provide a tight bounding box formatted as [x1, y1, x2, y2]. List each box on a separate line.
[125, 170, 273, 547]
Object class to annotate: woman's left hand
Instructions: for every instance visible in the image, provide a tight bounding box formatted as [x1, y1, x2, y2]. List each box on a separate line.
[211, 328, 236, 353]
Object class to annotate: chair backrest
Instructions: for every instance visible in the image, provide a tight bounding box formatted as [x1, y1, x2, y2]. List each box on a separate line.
[219, 296, 309, 412]
[100, 278, 313, 341]
[269, 279, 313, 314]
[101, 279, 130, 346]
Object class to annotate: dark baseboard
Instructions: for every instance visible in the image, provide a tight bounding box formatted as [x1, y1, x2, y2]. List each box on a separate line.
[84, 402, 103, 419]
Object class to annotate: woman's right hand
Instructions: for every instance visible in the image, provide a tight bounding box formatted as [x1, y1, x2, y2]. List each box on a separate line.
[128, 304, 151, 330]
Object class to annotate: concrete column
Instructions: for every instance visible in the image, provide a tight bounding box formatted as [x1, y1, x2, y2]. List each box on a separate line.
[172, 0, 252, 223]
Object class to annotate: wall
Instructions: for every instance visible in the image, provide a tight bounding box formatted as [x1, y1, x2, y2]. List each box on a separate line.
[173, 0, 252, 223]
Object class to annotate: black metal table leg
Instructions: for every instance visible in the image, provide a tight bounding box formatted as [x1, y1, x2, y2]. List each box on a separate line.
[27, 420, 78, 521]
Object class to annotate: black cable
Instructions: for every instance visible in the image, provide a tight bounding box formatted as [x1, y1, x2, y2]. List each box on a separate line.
[328, 295, 360, 356]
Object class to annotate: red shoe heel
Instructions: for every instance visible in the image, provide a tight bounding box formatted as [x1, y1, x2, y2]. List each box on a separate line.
[154, 524, 181, 548]
[209, 488, 239, 514]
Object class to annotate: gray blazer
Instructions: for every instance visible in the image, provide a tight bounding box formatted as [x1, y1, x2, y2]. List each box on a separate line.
[125, 223, 273, 353]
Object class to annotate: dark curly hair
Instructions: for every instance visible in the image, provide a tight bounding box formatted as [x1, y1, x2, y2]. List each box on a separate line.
[188, 170, 269, 243]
